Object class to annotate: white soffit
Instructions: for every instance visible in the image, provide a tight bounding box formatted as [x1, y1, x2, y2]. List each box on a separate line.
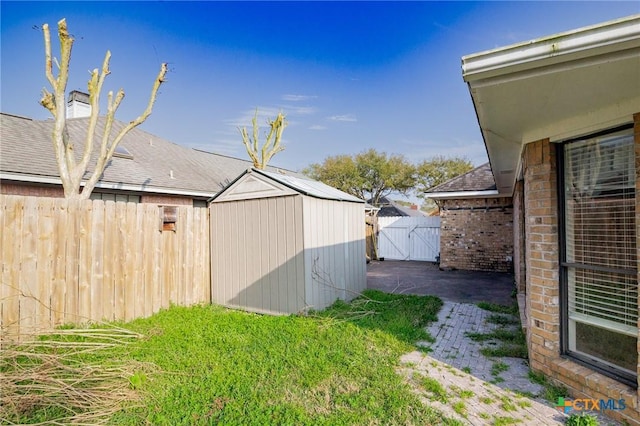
[462, 14, 640, 195]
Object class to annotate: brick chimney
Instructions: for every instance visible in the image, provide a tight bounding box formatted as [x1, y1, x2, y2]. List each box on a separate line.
[66, 90, 91, 118]
[410, 204, 418, 210]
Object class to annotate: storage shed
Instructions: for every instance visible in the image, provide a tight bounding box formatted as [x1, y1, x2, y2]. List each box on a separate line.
[209, 168, 366, 315]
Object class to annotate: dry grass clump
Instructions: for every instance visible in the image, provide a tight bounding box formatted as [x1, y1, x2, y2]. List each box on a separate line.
[0, 326, 148, 425]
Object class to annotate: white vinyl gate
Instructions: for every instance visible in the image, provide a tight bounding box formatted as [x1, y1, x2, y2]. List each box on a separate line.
[377, 216, 440, 261]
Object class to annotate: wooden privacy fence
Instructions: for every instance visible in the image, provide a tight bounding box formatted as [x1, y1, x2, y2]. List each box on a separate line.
[1, 195, 210, 341]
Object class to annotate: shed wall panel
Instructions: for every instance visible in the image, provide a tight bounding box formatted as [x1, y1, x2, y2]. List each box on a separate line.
[302, 198, 366, 311]
[210, 195, 305, 314]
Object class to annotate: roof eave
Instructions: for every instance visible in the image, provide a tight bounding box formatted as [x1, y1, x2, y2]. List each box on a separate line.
[0, 172, 216, 199]
[461, 14, 640, 196]
[462, 14, 640, 83]
[425, 190, 502, 200]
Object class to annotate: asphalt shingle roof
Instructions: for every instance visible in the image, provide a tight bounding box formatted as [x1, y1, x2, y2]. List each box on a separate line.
[424, 163, 496, 193]
[368, 196, 425, 217]
[0, 113, 297, 196]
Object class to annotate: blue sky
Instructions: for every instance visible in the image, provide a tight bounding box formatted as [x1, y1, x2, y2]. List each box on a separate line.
[2, 1, 639, 180]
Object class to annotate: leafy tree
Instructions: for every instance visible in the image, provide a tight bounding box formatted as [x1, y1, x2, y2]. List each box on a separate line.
[239, 109, 288, 169]
[415, 155, 473, 199]
[40, 19, 167, 199]
[304, 149, 415, 205]
[303, 154, 364, 193]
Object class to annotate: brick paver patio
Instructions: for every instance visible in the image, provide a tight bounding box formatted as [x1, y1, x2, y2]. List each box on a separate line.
[397, 300, 621, 425]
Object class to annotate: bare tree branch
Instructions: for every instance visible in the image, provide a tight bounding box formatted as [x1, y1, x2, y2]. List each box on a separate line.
[239, 109, 287, 169]
[39, 18, 167, 199]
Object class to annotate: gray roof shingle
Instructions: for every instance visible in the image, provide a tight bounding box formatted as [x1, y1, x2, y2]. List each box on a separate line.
[367, 196, 425, 217]
[0, 113, 296, 197]
[424, 163, 496, 193]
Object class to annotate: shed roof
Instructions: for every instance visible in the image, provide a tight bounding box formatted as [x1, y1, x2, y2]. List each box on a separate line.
[257, 169, 364, 202]
[0, 112, 295, 198]
[210, 168, 364, 203]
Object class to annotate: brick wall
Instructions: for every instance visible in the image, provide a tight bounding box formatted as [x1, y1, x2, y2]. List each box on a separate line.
[140, 194, 193, 205]
[523, 131, 640, 425]
[523, 138, 562, 372]
[513, 180, 526, 293]
[0, 181, 195, 205]
[0, 181, 65, 198]
[438, 197, 513, 272]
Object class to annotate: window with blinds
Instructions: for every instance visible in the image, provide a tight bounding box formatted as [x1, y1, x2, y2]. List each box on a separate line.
[562, 127, 637, 380]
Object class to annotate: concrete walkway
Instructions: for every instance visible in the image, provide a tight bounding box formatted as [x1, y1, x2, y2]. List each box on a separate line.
[367, 260, 514, 305]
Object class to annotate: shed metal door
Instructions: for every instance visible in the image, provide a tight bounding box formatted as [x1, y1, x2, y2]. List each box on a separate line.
[377, 216, 440, 261]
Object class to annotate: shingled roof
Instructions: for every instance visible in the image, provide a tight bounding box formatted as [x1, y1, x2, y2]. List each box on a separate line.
[424, 163, 500, 199]
[367, 196, 425, 217]
[0, 113, 294, 198]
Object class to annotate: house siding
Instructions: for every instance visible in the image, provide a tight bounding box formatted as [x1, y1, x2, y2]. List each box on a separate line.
[0, 181, 64, 198]
[0, 181, 199, 205]
[438, 197, 513, 272]
[523, 126, 640, 424]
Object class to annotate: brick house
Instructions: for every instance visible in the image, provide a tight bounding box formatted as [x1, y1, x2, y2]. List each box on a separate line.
[463, 15, 640, 423]
[425, 163, 514, 273]
[1, 92, 290, 205]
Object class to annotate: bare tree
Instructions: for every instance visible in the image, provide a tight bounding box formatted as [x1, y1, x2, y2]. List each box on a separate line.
[39, 19, 167, 199]
[239, 109, 287, 170]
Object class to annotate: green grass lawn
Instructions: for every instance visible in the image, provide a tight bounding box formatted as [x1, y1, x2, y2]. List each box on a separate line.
[4, 290, 459, 425]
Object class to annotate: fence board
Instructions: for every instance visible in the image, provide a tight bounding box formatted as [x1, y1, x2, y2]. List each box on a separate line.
[63, 199, 79, 324]
[77, 200, 93, 322]
[36, 197, 55, 330]
[112, 202, 125, 321]
[103, 201, 116, 322]
[90, 200, 105, 322]
[183, 208, 193, 305]
[126, 202, 140, 321]
[194, 207, 205, 303]
[145, 204, 162, 314]
[0, 195, 212, 339]
[202, 207, 211, 303]
[136, 204, 152, 316]
[163, 231, 175, 309]
[176, 207, 186, 305]
[20, 197, 38, 335]
[52, 199, 68, 326]
[0, 195, 5, 341]
[1, 196, 22, 341]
